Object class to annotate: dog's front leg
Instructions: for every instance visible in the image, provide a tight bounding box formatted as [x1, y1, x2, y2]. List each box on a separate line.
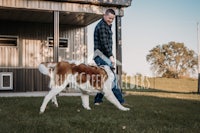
[51, 96, 58, 107]
[81, 93, 91, 110]
[40, 86, 65, 114]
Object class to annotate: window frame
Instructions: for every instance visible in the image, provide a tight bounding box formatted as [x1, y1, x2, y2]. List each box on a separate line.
[0, 35, 19, 47]
[47, 37, 68, 49]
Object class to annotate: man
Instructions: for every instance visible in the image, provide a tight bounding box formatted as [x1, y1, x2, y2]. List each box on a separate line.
[93, 9, 125, 105]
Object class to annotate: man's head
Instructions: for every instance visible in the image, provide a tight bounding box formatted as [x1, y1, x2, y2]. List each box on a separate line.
[103, 9, 115, 25]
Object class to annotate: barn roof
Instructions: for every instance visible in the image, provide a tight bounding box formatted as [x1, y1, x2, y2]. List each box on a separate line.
[0, 0, 132, 26]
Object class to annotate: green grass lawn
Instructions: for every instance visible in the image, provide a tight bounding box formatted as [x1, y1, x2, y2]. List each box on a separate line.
[0, 95, 200, 133]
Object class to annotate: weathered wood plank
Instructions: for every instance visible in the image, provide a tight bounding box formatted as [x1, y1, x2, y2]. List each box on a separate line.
[48, 0, 132, 7]
[0, 21, 86, 68]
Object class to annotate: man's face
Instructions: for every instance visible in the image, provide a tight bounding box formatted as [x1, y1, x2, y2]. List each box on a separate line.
[103, 13, 115, 25]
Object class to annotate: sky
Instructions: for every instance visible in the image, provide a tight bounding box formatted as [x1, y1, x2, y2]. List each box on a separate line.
[87, 0, 200, 76]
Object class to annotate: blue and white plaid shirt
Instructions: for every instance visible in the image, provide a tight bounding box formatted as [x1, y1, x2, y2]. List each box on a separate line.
[94, 19, 113, 58]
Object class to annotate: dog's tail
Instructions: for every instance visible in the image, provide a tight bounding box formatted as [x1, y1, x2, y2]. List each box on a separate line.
[38, 62, 57, 76]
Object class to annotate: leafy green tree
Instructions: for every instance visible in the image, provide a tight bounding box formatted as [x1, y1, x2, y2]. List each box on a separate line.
[146, 42, 197, 78]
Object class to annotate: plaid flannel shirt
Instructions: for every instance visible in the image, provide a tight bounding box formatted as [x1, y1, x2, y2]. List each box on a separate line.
[94, 19, 113, 58]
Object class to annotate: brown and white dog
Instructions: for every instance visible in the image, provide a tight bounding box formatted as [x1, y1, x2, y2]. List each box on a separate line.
[38, 61, 130, 113]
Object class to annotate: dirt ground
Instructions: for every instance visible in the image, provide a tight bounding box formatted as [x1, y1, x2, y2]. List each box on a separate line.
[125, 91, 200, 101]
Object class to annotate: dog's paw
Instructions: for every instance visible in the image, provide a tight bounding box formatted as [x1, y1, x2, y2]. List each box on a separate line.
[83, 106, 91, 110]
[120, 107, 130, 111]
[124, 107, 130, 111]
[52, 104, 58, 108]
[85, 107, 91, 110]
[82, 104, 91, 110]
[39, 107, 45, 114]
[39, 109, 44, 114]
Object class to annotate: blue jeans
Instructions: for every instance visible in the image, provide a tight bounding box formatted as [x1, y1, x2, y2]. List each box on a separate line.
[94, 56, 125, 104]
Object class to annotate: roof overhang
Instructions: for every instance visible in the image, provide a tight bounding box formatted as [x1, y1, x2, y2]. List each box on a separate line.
[0, 0, 132, 26]
[48, 0, 132, 7]
[0, 8, 102, 26]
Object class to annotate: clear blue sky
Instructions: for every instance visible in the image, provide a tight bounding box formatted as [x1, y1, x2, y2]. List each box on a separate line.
[87, 0, 200, 76]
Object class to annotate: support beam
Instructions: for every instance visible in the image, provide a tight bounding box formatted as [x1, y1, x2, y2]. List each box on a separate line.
[198, 74, 200, 93]
[53, 11, 59, 62]
[197, 22, 200, 94]
[115, 15, 122, 88]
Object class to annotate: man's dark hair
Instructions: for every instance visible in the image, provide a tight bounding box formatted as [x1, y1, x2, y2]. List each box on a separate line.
[105, 9, 115, 15]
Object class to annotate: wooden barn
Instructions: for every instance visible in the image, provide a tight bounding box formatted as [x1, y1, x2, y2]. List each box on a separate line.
[0, 0, 132, 92]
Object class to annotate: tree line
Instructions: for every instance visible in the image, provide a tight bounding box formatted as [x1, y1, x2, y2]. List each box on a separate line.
[146, 41, 197, 78]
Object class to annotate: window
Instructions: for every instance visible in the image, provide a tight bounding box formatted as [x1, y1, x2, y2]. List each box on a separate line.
[0, 35, 18, 47]
[0, 72, 13, 90]
[47, 37, 68, 48]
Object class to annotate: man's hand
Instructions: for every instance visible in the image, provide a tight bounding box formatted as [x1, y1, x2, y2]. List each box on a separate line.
[109, 56, 115, 66]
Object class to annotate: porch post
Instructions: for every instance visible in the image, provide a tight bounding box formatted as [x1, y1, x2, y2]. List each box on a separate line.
[53, 11, 59, 62]
[115, 15, 122, 88]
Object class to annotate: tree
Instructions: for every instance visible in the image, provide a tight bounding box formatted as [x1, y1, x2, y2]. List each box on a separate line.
[146, 42, 197, 78]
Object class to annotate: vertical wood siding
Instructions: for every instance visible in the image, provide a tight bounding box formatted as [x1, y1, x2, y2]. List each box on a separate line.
[0, 68, 49, 92]
[0, 46, 19, 67]
[0, 21, 87, 91]
[0, 21, 87, 68]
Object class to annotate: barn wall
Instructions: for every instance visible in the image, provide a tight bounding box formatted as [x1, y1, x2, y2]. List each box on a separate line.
[0, 68, 49, 92]
[0, 21, 87, 68]
[0, 21, 87, 92]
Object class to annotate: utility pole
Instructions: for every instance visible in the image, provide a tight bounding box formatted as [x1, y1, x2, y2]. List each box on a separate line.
[197, 22, 200, 94]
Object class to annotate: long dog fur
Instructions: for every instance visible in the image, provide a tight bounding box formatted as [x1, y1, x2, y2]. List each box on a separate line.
[39, 61, 130, 113]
